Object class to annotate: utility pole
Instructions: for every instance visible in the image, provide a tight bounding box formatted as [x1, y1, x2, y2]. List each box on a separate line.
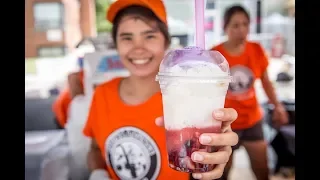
[256, 0, 261, 34]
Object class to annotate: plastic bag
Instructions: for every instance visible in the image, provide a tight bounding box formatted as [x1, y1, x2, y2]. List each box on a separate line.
[40, 144, 70, 180]
[66, 95, 92, 179]
[88, 169, 111, 180]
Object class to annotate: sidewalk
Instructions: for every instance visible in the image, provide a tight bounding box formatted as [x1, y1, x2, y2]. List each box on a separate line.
[230, 147, 295, 180]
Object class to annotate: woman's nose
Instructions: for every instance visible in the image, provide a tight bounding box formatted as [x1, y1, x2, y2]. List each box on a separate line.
[131, 39, 147, 54]
[133, 38, 144, 48]
[240, 25, 248, 34]
[131, 47, 146, 55]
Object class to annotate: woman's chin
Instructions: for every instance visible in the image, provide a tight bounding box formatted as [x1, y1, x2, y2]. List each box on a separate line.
[130, 70, 158, 79]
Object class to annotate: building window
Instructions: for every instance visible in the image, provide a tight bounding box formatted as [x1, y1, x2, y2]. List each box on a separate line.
[33, 2, 64, 32]
[206, 1, 215, 9]
[37, 46, 66, 57]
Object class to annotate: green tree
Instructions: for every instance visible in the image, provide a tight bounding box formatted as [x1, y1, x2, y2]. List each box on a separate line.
[95, 0, 112, 33]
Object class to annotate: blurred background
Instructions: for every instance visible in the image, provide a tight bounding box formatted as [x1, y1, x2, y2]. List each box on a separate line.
[25, 0, 295, 180]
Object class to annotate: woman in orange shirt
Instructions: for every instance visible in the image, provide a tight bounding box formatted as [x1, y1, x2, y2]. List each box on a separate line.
[212, 5, 288, 180]
[83, 1, 239, 180]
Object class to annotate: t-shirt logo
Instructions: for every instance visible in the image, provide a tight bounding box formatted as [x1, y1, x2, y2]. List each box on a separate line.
[105, 127, 161, 180]
[227, 65, 255, 100]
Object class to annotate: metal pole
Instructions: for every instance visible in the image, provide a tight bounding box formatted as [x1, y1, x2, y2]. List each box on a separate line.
[256, 0, 262, 34]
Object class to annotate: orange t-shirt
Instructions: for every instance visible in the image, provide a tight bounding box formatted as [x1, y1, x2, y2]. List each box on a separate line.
[52, 70, 84, 128]
[52, 89, 72, 127]
[212, 41, 269, 130]
[83, 78, 190, 180]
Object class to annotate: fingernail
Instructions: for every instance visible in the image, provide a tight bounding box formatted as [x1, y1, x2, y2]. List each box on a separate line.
[192, 174, 202, 179]
[200, 135, 212, 144]
[192, 153, 204, 161]
[214, 110, 224, 119]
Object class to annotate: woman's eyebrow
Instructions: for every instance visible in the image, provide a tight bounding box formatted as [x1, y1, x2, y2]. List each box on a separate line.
[141, 30, 157, 35]
[119, 32, 132, 37]
[119, 29, 157, 37]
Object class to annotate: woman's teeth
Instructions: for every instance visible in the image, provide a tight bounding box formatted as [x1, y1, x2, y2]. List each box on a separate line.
[132, 59, 150, 65]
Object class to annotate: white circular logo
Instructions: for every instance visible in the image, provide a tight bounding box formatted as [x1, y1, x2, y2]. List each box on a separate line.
[229, 65, 254, 94]
[105, 127, 161, 180]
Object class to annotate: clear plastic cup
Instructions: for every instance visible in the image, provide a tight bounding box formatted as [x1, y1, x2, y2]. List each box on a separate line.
[156, 46, 232, 173]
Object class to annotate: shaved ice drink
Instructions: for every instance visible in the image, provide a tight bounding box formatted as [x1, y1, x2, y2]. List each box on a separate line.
[156, 46, 232, 173]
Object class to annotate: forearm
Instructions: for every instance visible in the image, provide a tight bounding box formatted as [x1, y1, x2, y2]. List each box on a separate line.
[261, 76, 281, 107]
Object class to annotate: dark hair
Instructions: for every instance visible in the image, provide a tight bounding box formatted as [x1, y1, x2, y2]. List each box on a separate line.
[111, 5, 171, 47]
[223, 5, 250, 30]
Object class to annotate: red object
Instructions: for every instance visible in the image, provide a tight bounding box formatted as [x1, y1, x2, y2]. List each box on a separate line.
[205, 17, 214, 31]
[271, 34, 285, 58]
[166, 126, 221, 173]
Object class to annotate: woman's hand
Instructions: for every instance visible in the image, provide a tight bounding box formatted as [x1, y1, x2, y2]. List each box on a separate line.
[155, 108, 239, 180]
[272, 103, 289, 128]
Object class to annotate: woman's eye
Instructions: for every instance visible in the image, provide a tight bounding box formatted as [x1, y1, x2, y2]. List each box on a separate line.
[122, 37, 132, 41]
[146, 35, 155, 39]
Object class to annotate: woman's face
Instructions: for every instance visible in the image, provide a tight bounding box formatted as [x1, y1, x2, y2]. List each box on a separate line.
[116, 15, 166, 78]
[225, 12, 250, 44]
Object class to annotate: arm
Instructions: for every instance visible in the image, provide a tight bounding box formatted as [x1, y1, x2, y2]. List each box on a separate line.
[87, 139, 111, 180]
[68, 72, 84, 99]
[255, 43, 281, 107]
[260, 71, 281, 107]
[261, 70, 288, 127]
[257, 43, 288, 126]
[88, 138, 106, 171]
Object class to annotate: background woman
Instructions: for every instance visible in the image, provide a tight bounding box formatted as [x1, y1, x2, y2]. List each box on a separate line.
[212, 5, 288, 180]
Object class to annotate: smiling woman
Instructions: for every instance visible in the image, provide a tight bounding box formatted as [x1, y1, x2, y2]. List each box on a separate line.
[110, 5, 171, 78]
[83, 1, 239, 180]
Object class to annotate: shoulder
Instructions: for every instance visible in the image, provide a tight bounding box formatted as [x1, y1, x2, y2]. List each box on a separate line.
[211, 43, 224, 51]
[247, 41, 264, 54]
[91, 77, 122, 103]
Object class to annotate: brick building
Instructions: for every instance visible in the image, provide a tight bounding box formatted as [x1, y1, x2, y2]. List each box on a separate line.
[25, 0, 96, 58]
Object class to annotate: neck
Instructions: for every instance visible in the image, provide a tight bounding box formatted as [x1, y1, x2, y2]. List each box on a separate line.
[124, 74, 160, 97]
[226, 40, 246, 49]
[224, 40, 246, 55]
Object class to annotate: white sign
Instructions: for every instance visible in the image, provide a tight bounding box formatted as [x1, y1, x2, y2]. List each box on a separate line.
[46, 29, 63, 42]
[83, 50, 130, 96]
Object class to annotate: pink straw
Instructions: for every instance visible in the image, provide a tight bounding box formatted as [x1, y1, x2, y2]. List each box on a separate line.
[195, 0, 205, 49]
